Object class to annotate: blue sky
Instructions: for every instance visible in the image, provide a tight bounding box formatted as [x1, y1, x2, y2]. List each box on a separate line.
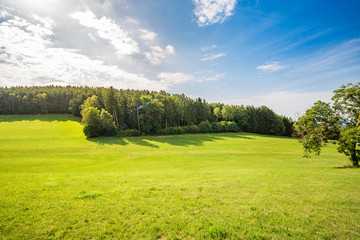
[0, 0, 359, 118]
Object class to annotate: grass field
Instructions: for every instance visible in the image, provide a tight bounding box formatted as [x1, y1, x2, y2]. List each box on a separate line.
[0, 115, 359, 239]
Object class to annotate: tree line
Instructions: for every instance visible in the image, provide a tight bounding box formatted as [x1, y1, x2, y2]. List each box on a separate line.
[0, 86, 294, 137]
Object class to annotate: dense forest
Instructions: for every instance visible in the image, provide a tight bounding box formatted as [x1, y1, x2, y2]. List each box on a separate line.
[0, 86, 293, 137]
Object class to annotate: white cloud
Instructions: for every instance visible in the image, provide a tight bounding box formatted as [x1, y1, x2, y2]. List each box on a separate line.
[201, 53, 226, 61]
[88, 32, 97, 42]
[157, 72, 194, 86]
[0, 12, 167, 91]
[193, 0, 237, 26]
[256, 61, 285, 72]
[224, 91, 333, 119]
[125, 16, 139, 25]
[201, 44, 218, 51]
[199, 73, 225, 82]
[0, 9, 10, 18]
[144, 45, 175, 65]
[139, 29, 157, 41]
[70, 10, 140, 57]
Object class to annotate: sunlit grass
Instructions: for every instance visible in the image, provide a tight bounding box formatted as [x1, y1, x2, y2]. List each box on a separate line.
[0, 115, 359, 239]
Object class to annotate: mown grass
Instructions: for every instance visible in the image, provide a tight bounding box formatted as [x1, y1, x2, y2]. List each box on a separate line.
[0, 114, 359, 239]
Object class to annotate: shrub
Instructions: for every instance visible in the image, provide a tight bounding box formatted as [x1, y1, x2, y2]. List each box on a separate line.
[211, 122, 222, 133]
[118, 129, 142, 137]
[198, 121, 213, 133]
[173, 127, 185, 135]
[184, 125, 199, 134]
[226, 121, 239, 132]
[220, 121, 228, 132]
[159, 127, 185, 135]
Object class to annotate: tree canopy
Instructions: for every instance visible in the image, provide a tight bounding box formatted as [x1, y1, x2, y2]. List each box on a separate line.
[295, 82, 360, 167]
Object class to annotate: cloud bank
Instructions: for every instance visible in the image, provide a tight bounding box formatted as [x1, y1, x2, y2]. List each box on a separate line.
[193, 0, 237, 26]
[0, 10, 169, 91]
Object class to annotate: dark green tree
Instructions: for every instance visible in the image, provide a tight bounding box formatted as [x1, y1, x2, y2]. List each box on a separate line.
[295, 82, 360, 167]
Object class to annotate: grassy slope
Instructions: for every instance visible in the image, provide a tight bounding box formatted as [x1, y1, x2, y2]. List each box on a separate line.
[0, 115, 359, 239]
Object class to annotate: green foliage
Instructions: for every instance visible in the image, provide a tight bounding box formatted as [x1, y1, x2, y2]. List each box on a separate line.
[295, 82, 360, 166]
[211, 122, 222, 133]
[100, 109, 117, 136]
[81, 95, 101, 110]
[332, 82, 360, 126]
[81, 107, 102, 138]
[213, 107, 222, 120]
[183, 124, 199, 134]
[294, 101, 340, 157]
[81, 96, 117, 137]
[221, 105, 233, 121]
[226, 121, 239, 132]
[139, 97, 164, 134]
[118, 129, 142, 137]
[282, 116, 294, 137]
[338, 127, 360, 167]
[198, 121, 213, 133]
[158, 127, 185, 135]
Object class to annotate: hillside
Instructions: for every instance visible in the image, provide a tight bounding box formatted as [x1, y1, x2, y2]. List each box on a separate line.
[0, 115, 359, 239]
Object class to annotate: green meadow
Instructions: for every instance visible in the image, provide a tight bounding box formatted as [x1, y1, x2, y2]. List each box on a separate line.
[0, 115, 359, 239]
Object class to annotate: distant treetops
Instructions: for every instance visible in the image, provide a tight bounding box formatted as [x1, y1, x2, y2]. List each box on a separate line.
[0, 86, 294, 138]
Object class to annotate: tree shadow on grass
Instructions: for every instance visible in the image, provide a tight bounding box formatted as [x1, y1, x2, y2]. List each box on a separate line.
[87, 137, 129, 146]
[88, 136, 159, 148]
[126, 138, 159, 148]
[149, 133, 253, 147]
[88, 132, 253, 148]
[333, 165, 359, 169]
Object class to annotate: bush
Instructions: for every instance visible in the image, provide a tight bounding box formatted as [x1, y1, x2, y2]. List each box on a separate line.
[211, 122, 222, 133]
[183, 125, 199, 134]
[220, 121, 228, 132]
[198, 121, 213, 133]
[173, 127, 185, 135]
[118, 129, 142, 137]
[158, 128, 174, 135]
[158, 128, 172, 135]
[226, 121, 239, 132]
[158, 127, 185, 135]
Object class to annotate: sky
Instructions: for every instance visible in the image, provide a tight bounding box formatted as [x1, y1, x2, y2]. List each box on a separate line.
[0, 0, 360, 118]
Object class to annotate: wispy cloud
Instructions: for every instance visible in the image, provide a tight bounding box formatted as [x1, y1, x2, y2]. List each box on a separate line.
[70, 10, 139, 57]
[256, 61, 285, 72]
[201, 53, 226, 61]
[125, 16, 139, 25]
[198, 73, 225, 82]
[224, 91, 333, 119]
[286, 38, 360, 78]
[157, 72, 194, 86]
[193, 0, 237, 26]
[201, 44, 218, 51]
[144, 45, 175, 65]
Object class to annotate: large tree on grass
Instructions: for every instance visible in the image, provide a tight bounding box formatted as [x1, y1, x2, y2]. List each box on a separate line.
[294, 83, 360, 167]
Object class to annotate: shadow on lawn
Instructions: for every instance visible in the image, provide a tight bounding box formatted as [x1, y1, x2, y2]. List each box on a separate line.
[88, 132, 253, 148]
[333, 165, 359, 169]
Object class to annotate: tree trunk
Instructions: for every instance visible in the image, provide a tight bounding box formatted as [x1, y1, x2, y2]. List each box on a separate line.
[350, 152, 359, 167]
[137, 106, 140, 132]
